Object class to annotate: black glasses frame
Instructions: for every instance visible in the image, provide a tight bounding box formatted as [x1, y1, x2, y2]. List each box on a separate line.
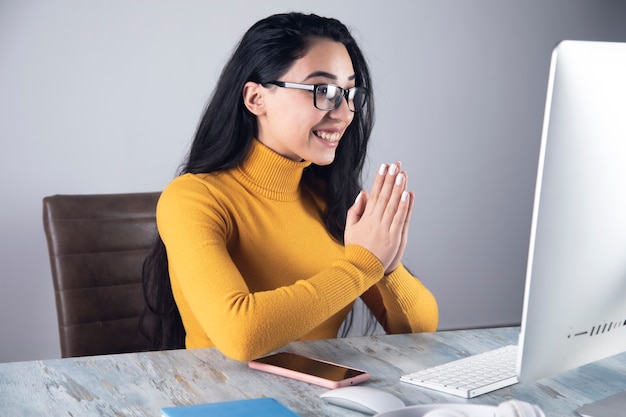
[264, 81, 368, 112]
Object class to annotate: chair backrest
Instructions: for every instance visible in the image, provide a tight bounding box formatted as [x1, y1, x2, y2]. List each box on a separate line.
[43, 192, 161, 357]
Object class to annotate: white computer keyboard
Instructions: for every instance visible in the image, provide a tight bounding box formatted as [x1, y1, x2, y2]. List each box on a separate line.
[400, 344, 519, 398]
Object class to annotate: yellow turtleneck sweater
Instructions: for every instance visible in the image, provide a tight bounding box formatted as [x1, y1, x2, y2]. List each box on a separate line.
[157, 139, 438, 361]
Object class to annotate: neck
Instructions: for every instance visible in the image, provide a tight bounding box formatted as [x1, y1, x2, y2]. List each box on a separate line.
[235, 139, 312, 200]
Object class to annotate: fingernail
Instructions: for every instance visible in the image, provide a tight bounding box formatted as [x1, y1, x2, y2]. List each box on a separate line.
[401, 190, 409, 202]
[395, 173, 404, 186]
[354, 191, 362, 203]
[378, 163, 387, 175]
[388, 163, 398, 176]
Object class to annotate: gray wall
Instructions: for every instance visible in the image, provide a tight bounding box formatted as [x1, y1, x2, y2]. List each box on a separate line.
[1, 0, 625, 362]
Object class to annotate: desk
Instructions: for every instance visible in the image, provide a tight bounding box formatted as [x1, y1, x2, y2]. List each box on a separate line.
[1, 327, 625, 416]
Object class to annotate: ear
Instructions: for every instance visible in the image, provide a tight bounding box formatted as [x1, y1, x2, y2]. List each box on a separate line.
[242, 81, 266, 116]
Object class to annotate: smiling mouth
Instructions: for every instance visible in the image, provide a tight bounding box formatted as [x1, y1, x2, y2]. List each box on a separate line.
[314, 130, 341, 143]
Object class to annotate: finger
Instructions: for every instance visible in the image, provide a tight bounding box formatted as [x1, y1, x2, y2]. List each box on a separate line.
[346, 190, 366, 227]
[388, 193, 410, 244]
[372, 163, 402, 219]
[390, 191, 414, 272]
[398, 170, 413, 234]
[363, 163, 388, 216]
[380, 169, 408, 227]
[400, 190, 415, 241]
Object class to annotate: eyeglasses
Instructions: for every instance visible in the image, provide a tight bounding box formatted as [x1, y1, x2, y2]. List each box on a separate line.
[265, 81, 368, 112]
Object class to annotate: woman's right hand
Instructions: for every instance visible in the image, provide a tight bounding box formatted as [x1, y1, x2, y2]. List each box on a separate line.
[344, 162, 412, 273]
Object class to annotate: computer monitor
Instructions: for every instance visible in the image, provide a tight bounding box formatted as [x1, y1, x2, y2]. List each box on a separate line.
[517, 40, 626, 415]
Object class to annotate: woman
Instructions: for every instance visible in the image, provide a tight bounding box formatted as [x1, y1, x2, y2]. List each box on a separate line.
[142, 12, 438, 361]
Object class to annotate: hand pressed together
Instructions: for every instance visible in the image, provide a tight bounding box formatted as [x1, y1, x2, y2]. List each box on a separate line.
[344, 162, 415, 275]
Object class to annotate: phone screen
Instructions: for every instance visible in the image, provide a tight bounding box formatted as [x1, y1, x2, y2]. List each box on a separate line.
[252, 352, 366, 381]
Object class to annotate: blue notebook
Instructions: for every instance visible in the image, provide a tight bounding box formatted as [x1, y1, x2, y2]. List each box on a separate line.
[161, 397, 301, 417]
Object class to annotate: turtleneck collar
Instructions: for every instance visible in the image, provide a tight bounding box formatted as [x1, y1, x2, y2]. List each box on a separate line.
[234, 139, 312, 201]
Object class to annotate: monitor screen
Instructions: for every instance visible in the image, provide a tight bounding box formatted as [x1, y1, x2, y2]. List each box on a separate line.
[517, 39, 626, 396]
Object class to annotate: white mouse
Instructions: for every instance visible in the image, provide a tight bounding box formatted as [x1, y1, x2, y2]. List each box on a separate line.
[320, 386, 406, 415]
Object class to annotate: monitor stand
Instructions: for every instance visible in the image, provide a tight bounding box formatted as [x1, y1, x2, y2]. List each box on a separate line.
[577, 390, 626, 417]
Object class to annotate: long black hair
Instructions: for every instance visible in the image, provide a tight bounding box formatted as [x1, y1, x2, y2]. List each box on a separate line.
[141, 12, 375, 350]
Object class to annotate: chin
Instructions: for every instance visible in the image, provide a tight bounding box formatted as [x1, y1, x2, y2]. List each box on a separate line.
[311, 152, 337, 166]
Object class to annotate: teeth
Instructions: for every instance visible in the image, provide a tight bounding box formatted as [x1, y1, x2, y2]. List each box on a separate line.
[315, 131, 340, 142]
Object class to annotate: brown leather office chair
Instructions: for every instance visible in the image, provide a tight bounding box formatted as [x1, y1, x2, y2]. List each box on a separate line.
[43, 192, 161, 357]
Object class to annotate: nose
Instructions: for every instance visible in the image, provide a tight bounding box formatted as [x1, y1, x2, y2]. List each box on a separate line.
[328, 95, 354, 121]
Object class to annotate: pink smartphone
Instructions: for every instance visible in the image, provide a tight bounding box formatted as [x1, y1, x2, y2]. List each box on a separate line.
[248, 351, 370, 389]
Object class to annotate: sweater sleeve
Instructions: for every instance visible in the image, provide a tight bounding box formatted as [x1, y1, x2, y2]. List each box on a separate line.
[361, 264, 439, 334]
[157, 178, 385, 361]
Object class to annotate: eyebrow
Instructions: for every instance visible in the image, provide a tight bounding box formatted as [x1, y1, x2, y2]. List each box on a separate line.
[303, 71, 356, 82]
